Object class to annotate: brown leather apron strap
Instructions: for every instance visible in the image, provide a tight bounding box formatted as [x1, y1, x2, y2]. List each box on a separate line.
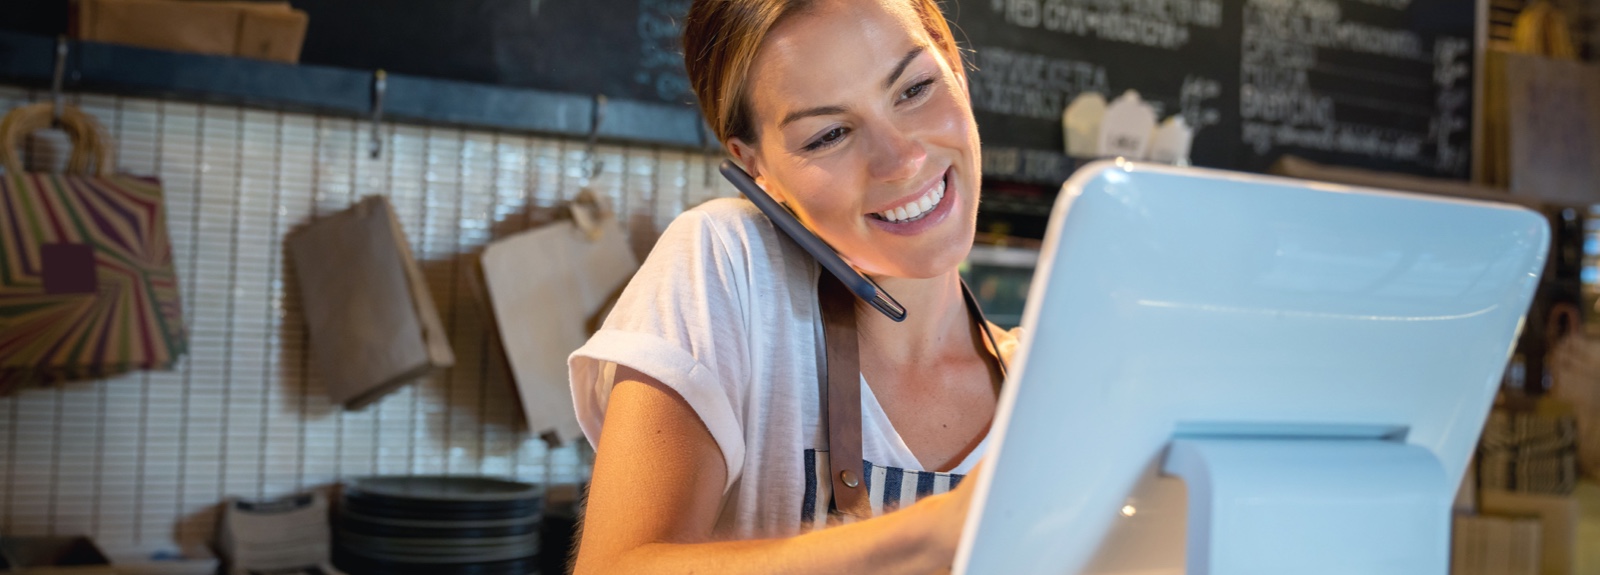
[818, 272, 871, 518]
[818, 272, 1008, 519]
[960, 279, 1008, 381]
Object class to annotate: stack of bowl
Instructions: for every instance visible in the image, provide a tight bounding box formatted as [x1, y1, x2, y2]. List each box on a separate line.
[333, 476, 544, 575]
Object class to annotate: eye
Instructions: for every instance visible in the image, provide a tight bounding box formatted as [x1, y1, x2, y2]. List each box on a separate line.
[803, 126, 850, 151]
[898, 78, 937, 103]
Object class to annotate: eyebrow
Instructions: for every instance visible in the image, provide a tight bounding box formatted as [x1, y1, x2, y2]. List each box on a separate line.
[776, 46, 928, 129]
[882, 46, 925, 90]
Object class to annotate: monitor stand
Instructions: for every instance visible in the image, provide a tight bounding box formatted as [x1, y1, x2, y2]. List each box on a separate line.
[1162, 428, 1452, 575]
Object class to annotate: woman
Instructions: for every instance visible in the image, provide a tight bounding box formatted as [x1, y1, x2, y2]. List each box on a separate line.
[567, 0, 1018, 571]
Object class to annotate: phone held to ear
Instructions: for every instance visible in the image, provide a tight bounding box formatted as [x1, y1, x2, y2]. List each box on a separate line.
[719, 160, 907, 322]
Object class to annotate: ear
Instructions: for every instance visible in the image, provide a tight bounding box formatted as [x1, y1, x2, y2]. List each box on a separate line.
[727, 137, 787, 203]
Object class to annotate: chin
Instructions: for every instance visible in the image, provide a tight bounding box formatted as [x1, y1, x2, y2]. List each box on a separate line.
[862, 229, 975, 280]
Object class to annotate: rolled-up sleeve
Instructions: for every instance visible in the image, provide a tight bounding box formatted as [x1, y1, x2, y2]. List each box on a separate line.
[569, 207, 751, 494]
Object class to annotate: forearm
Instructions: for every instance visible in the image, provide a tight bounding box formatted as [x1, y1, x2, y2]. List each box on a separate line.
[579, 494, 957, 575]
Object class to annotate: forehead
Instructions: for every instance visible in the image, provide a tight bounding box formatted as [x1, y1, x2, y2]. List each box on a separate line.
[744, 0, 928, 125]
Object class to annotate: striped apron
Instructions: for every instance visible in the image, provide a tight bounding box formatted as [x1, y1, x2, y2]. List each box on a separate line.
[800, 448, 972, 528]
[804, 272, 1006, 527]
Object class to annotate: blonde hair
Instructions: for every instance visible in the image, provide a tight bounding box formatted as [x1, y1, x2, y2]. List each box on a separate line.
[682, 0, 963, 144]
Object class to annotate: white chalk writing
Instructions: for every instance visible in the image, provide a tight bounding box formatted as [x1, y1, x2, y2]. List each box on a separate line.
[1430, 36, 1470, 173]
[1179, 75, 1224, 130]
[1243, 0, 1423, 59]
[971, 46, 1109, 120]
[637, 0, 693, 103]
[983, 146, 1076, 182]
[1240, 0, 1467, 173]
[990, 0, 1222, 50]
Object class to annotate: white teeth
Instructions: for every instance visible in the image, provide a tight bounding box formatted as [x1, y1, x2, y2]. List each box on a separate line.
[876, 174, 948, 222]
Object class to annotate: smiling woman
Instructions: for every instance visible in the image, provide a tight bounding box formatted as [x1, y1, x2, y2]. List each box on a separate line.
[711, 0, 982, 280]
[565, 0, 1019, 573]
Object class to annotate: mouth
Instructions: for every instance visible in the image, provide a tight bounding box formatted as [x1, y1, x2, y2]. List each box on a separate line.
[867, 168, 951, 226]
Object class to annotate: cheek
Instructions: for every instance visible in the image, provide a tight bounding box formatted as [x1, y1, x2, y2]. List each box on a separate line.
[782, 178, 886, 267]
[926, 84, 977, 143]
[922, 88, 982, 198]
[780, 167, 867, 228]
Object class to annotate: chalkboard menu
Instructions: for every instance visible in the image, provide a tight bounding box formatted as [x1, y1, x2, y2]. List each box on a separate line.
[288, 0, 700, 106]
[275, 0, 1474, 184]
[961, 0, 1475, 183]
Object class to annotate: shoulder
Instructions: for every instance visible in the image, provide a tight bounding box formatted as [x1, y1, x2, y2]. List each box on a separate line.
[619, 197, 817, 332]
[992, 325, 1025, 368]
[654, 197, 814, 285]
[665, 198, 770, 245]
[641, 198, 769, 280]
[692, 196, 764, 220]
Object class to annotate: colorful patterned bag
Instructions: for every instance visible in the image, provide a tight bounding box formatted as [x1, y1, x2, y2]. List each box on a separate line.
[0, 103, 186, 394]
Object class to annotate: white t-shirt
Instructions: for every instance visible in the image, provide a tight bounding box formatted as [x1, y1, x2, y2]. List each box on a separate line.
[569, 198, 1006, 539]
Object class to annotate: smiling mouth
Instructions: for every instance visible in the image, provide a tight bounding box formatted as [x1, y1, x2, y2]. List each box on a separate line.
[868, 171, 948, 224]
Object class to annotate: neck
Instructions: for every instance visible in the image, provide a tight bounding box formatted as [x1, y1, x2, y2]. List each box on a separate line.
[855, 270, 972, 367]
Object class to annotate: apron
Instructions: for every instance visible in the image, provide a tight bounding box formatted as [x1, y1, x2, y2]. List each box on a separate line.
[801, 272, 1009, 526]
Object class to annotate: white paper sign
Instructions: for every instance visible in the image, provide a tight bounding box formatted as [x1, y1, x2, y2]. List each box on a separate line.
[1098, 90, 1157, 160]
[1148, 116, 1195, 165]
[1063, 92, 1107, 158]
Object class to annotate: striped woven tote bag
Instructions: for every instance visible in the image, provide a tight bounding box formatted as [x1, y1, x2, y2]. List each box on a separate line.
[0, 103, 187, 394]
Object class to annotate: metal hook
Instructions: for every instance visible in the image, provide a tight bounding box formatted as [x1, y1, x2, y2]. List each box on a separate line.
[51, 36, 68, 125]
[583, 94, 606, 180]
[369, 69, 387, 159]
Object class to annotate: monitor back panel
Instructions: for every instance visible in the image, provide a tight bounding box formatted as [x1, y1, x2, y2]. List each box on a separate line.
[956, 162, 1550, 574]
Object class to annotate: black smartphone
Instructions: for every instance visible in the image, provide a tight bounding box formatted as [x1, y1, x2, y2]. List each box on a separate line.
[719, 160, 907, 322]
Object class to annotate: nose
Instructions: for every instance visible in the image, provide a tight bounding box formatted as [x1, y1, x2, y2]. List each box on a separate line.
[865, 120, 925, 183]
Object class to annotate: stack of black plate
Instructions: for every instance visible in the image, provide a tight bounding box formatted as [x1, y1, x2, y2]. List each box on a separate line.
[334, 476, 544, 575]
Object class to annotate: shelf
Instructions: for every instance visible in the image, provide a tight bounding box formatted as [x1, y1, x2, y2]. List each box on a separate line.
[0, 31, 714, 150]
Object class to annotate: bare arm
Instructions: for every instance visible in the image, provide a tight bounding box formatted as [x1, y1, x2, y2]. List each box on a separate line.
[572, 365, 974, 575]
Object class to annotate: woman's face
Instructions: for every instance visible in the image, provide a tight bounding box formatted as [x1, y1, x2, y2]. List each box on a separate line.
[730, 0, 981, 280]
